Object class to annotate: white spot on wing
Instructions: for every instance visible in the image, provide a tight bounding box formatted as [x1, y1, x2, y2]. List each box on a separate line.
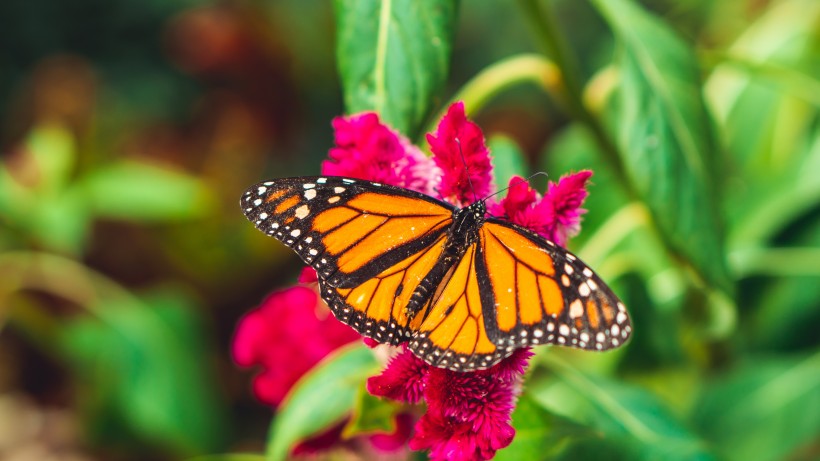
[569, 300, 584, 318]
[294, 205, 310, 219]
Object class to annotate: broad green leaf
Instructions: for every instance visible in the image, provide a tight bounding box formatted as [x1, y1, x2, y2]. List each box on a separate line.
[24, 124, 76, 195]
[342, 383, 400, 438]
[488, 135, 528, 188]
[334, 0, 458, 136]
[266, 344, 379, 461]
[28, 190, 90, 254]
[706, 0, 819, 172]
[533, 356, 715, 461]
[591, 0, 731, 292]
[694, 351, 820, 461]
[77, 161, 214, 221]
[0, 125, 89, 253]
[707, 0, 820, 248]
[60, 288, 228, 454]
[496, 393, 594, 461]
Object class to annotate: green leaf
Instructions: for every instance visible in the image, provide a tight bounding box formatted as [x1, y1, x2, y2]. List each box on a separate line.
[77, 161, 215, 222]
[534, 356, 715, 461]
[706, 0, 819, 173]
[488, 135, 529, 189]
[496, 393, 594, 461]
[591, 0, 731, 292]
[334, 0, 458, 136]
[706, 0, 820, 248]
[266, 343, 379, 461]
[60, 288, 228, 454]
[28, 190, 90, 254]
[694, 351, 820, 461]
[342, 384, 401, 438]
[25, 124, 76, 195]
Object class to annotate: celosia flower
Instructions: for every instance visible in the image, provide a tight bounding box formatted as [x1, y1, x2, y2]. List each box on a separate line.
[490, 171, 592, 247]
[332, 102, 590, 460]
[238, 101, 592, 460]
[369, 348, 533, 461]
[233, 285, 361, 406]
[427, 101, 493, 206]
[322, 112, 439, 195]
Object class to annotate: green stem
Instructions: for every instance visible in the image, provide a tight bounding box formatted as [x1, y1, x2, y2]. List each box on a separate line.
[540, 354, 662, 444]
[0, 251, 168, 350]
[374, 0, 393, 115]
[729, 247, 820, 278]
[419, 54, 563, 143]
[576, 202, 650, 266]
[516, 0, 628, 185]
[701, 49, 820, 106]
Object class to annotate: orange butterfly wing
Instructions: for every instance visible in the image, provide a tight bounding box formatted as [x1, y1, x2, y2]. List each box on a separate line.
[242, 177, 454, 344]
[242, 177, 631, 371]
[407, 220, 631, 370]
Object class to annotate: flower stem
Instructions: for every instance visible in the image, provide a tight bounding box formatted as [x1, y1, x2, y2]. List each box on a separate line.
[419, 53, 563, 144]
[515, 0, 630, 191]
[0, 251, 167, 352]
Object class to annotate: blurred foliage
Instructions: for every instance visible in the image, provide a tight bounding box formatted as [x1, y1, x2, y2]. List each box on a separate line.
[0, 0, 818, 460]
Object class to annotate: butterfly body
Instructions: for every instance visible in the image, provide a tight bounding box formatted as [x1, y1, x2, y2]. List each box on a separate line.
[242, 176, 631, 371]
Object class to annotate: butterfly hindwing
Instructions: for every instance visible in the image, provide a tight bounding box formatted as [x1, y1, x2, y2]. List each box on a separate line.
[318, 232, 450, 345]
[406, 243, 512, 370]
[477, 220, 631, 352]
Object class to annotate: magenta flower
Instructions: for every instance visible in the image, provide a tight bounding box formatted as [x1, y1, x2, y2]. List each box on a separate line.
[322, 112, 439, 195]
[238, 102, 592, 460]
[489, 171, 592, 247]
[369, 348, 532, 461]
[330, 102, 590, 460]
[427, 101, 494, 206]
[232, 285, 361, 406]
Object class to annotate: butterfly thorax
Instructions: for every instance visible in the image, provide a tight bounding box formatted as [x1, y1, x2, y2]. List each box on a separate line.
[446, 200, 486, 253]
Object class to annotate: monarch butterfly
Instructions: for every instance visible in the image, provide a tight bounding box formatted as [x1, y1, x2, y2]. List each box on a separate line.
[241, 176, 631, 371]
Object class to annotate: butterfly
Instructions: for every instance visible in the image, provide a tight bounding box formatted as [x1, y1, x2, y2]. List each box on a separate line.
[241, 176, 631, 371]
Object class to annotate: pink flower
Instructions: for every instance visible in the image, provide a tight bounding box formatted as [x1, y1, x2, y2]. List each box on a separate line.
[426, 101, 493, 206]
[370, 348, 532, 461]
[322, 112, 439, 195]
[232, 285, 361, 406]
[239, 101, 593, 459]
[366, 345, 430, 404]
[490, 171, 592, 247]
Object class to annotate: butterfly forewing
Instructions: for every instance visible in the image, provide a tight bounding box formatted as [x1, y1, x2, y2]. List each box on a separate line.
[241, 176, 456, 343]
[241, 177, 454, 286]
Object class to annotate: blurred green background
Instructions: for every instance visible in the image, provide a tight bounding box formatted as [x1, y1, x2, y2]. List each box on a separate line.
[0, 0, 818, 460]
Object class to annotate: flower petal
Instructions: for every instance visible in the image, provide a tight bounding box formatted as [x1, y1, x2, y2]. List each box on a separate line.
[232, 285, 360, 406]
[322, 112, 438, 194]
[367, 347, 429, 404]
[427, 102, 493, 205]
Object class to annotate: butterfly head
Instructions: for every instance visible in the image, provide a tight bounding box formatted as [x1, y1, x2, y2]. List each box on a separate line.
[450, 200, 486, 246]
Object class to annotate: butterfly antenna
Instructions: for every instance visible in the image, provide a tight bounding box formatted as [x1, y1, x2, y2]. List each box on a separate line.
[455, 138, 478, 203]
[483, 171, 549, 202]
